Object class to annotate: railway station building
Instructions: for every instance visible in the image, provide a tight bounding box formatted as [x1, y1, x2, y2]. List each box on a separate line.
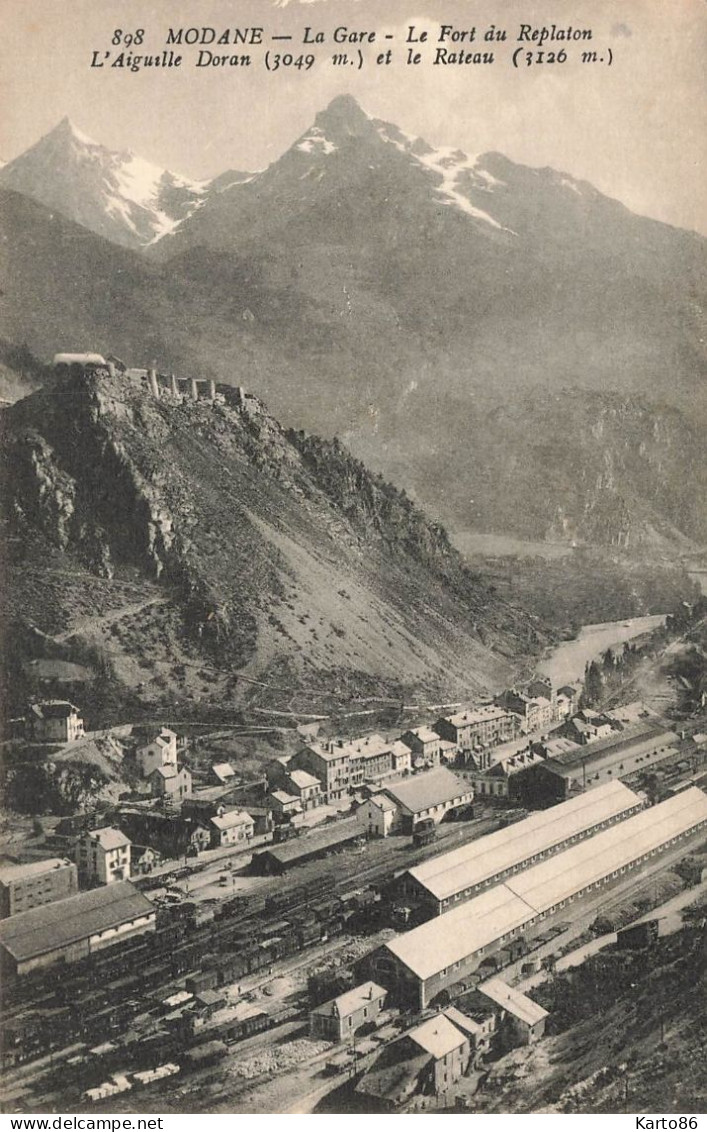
[360, 787, 707, 1009]
[397, 780, 643, 917]
[0, 881, 156, 977]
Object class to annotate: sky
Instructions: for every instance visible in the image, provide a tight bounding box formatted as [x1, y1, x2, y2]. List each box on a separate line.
[2, 0, 706, 233]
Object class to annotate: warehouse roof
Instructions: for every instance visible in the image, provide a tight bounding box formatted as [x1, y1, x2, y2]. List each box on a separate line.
[405, 780, 641, 903]
[408, 1014, 467, 1059]
[384, 787, 707, 983]
[0, 881, 154, 963]
[0, 858, 74, 885]
[505, 787, 707, 914]
[386, 883, 536, 981]
[382, 768, 471, 816]
[552, 723, 676, 769]
[479, 977, 548, 1027]
[255, 817, 362, 866]
[544, 731, 680, 783]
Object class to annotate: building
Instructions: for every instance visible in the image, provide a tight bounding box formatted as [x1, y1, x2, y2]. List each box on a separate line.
[0, 881, 156, 977]
[517, 724, 681, 804]
[130, 845, 162, 875]
[556, 685, 580, 719]
[134, 727, 178, 778]
[251, 817, 364, 875]
[361, 788, 707, 1009]
[290, 742, 351, 803]
[267, 790, 303, 823]
[211, 762, 237, 786]
[27, 701, 84, 744]
[149, 763, 192, 801]
[495, 690, 556, 735]
[309, 981, 387, 1042]
[444, 1005, 496, 1058]
[377, 768, 473, 834]
[209, 809, 254, 848]
[357, 1013, 471, 1105]
[563, 709, 617, 746]
[478, 977, 548, 1045]
[76, 828, 131, 886]
[0, 858, 78, 919]
[357, 793, 398, 838]
[400, 728, 456, 769]
[347, 734, 395, 787]
[389, 740, 413, 775]
[397, 780, 643, 917]
[435, 706, 518, 764]
[282, 770, 325, 812]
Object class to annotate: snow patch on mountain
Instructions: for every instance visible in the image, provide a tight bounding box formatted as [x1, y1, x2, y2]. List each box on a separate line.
[297, 127, 338, 155]
[375, 121, 511, 232]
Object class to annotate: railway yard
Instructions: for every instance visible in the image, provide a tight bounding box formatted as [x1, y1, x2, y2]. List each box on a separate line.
[1, 764, 706, 1115]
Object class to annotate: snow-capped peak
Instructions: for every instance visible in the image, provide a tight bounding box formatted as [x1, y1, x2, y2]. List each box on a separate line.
[0, 117, 214, 249]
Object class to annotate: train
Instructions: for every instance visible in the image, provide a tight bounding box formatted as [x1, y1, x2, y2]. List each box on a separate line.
[0, 876, 382, 1074]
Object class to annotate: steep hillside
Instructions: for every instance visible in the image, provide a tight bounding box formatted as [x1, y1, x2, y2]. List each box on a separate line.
[370, 388, 707, 549]
[476, 914, 707, 1114]
[0, 369, 550, 722]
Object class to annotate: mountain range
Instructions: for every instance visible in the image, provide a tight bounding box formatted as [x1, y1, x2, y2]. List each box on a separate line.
[1, 95, 704, 551]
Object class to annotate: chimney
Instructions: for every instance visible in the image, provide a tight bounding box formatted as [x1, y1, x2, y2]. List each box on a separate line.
[148, 368, 160, 399]
[170, 373, 179, 398]
[190, 379, 199, 402]
[208, 379, 216, 401]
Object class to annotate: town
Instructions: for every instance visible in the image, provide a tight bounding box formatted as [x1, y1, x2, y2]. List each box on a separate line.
[1, 633, 706, 1114]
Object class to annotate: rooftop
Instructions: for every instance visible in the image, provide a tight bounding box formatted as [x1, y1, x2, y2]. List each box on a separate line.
[0, 881, 154, 963]
[369, 794, 398, 813]
[256, 817, 363, 865]
[442, 705, 510, 728]
[30, 700, 81, 720]
[402, 727, 442, 745]
[306, 733, 392, 763]
[382, 767, 471, 815]
[408, 1014, 468, 1058]
[84, 827, 130, 850]
[385, 787, 707, 982]
[546, 725, 679, 777]
[211, 810, 253, 831]
[288, 770, 321, 790]
[479, 977, 548, 1027]
[211, 762, 235, 780]
[312, 980, 386, 1019]
[0, 858, 74, 885]
[404, 781, 641, 903]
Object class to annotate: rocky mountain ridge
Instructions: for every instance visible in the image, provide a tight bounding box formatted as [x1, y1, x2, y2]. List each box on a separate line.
[1, 368, 551, 720]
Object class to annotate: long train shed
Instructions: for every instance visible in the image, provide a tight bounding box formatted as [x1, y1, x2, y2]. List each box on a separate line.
[361, 787, 707, 1009]
[397, 779, 643, 917]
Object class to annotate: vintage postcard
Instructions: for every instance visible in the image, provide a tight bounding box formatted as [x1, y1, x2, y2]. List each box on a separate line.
[0, 0, 705, 1119]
